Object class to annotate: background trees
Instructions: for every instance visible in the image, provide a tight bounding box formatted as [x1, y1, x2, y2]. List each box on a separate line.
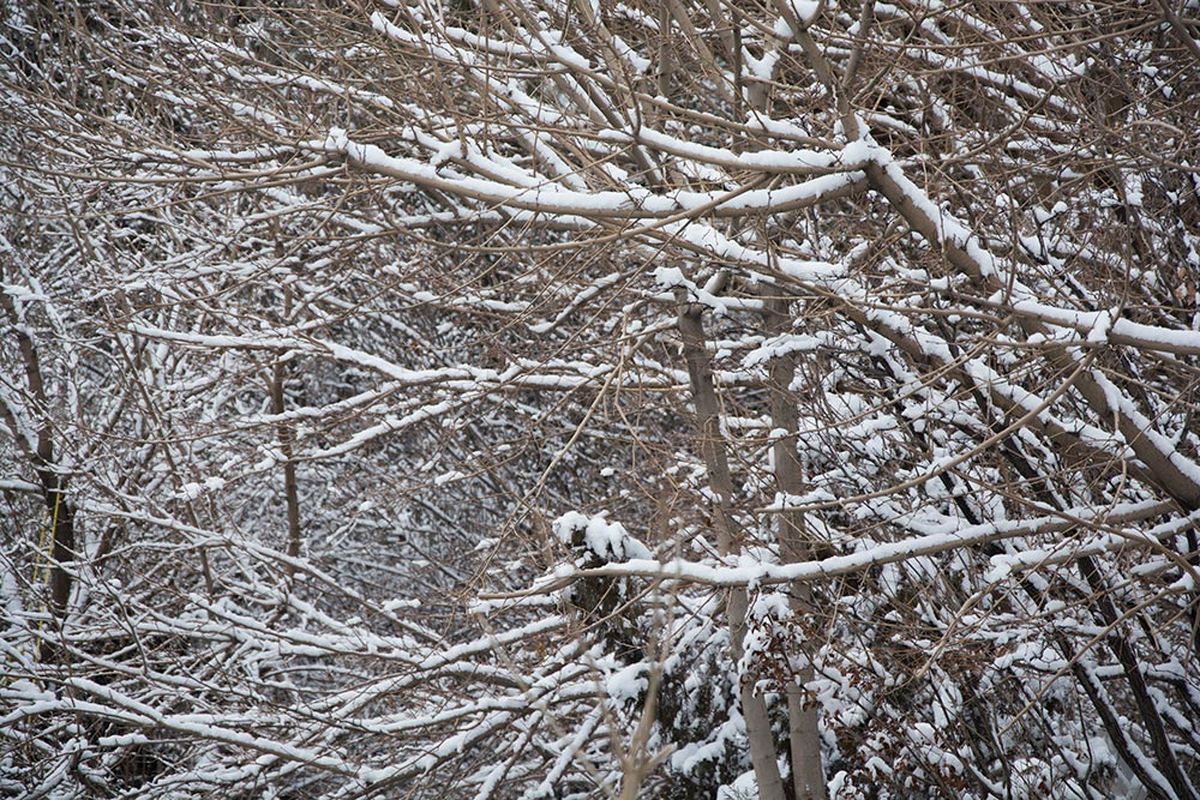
[2, 0, 1200, 798]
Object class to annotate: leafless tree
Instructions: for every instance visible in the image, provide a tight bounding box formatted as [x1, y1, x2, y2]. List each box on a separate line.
[2, 1, 1200, 798]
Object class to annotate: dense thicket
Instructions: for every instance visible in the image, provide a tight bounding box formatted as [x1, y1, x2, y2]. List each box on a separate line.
[3, 1, 1200, 798]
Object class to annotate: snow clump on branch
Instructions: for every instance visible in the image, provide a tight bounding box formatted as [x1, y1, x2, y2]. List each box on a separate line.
[553, 511, 651, 563]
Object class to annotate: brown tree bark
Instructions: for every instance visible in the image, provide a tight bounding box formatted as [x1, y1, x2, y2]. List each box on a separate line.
[677, 291, 788, 800]
[269, 287, 302, 570]
[0, 273, 75, 619]
[762, 291, 828, 800]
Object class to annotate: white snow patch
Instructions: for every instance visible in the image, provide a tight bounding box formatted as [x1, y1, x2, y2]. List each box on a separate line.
[553, 511, 651, 562]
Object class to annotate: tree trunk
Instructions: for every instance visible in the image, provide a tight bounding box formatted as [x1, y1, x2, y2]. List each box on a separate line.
[762, 291, 827, 800]
[677, 293, 787, 800]
[1, 278, 75, 619]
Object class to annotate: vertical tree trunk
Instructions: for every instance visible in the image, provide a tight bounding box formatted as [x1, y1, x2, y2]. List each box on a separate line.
[762, 292, 827, 800]
[677, 294, 787, 800]
[43, 479, 75, 616]
[1, 278, 75, 619]
[269, 286, 301, 569]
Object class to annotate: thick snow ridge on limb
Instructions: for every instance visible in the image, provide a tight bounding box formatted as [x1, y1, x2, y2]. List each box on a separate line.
[314, 127, 867, 224]
[489, 499, 1180, 595]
